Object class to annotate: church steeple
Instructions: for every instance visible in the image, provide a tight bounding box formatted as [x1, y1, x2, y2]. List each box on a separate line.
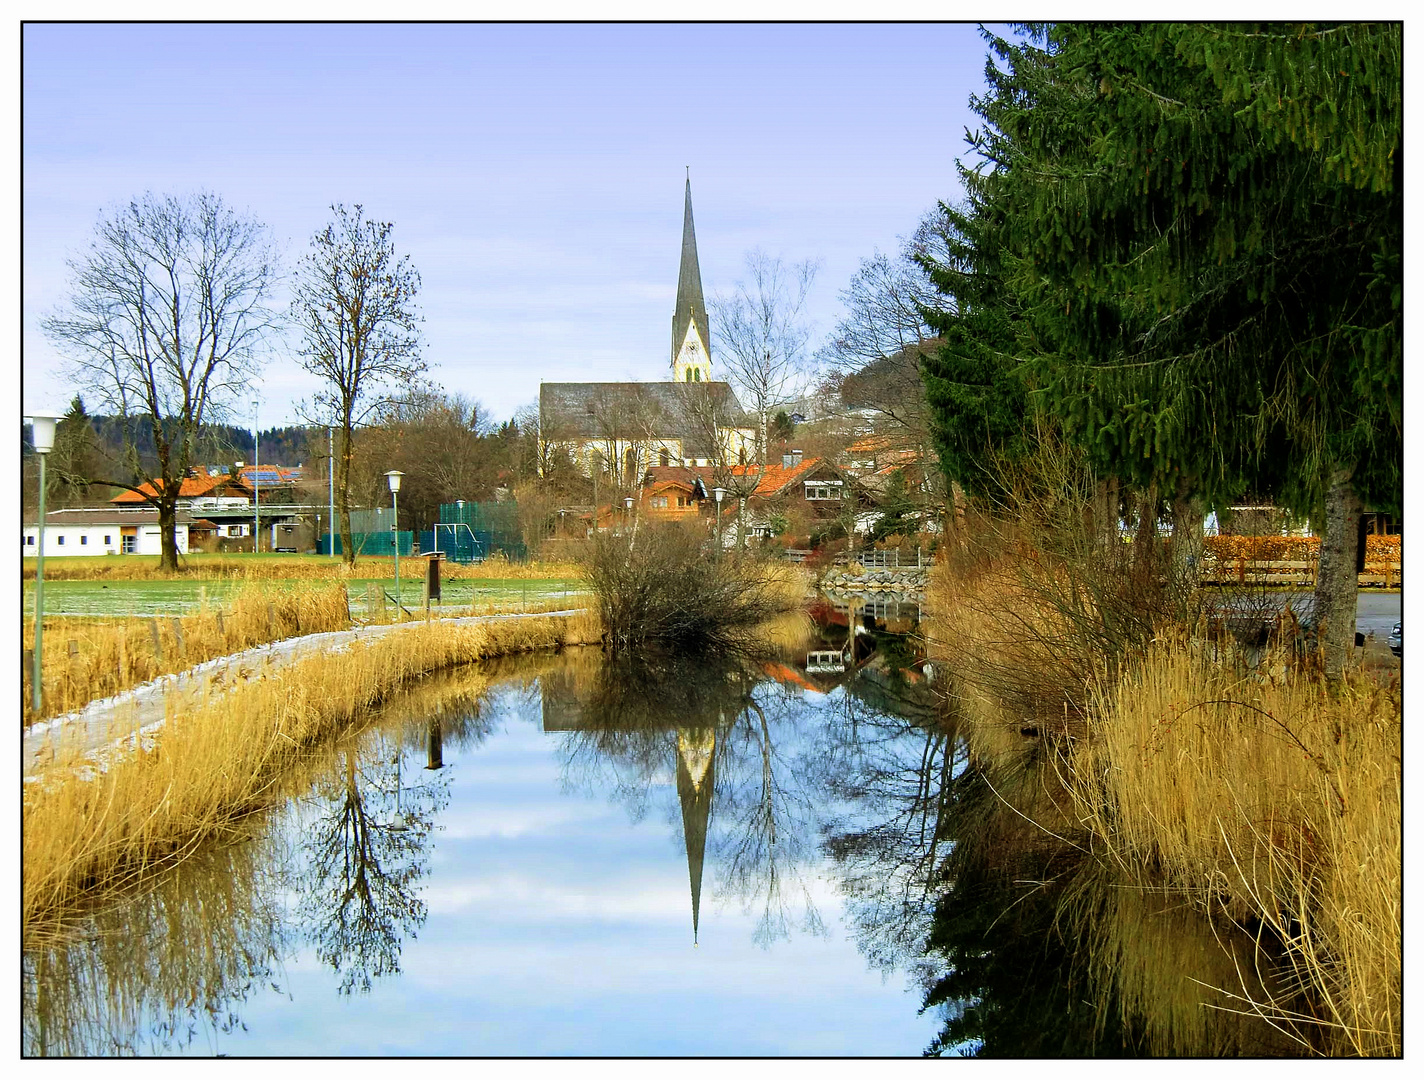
[672, 173, 712, 383]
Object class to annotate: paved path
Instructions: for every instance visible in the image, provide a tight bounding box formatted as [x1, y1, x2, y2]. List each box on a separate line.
[22, 610, 584, 777]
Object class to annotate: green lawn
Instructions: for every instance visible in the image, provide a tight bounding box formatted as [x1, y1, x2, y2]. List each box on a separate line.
[22, 577, 587, 619]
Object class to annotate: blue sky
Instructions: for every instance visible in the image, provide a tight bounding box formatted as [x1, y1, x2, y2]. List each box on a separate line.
[22, 22, 992, 434]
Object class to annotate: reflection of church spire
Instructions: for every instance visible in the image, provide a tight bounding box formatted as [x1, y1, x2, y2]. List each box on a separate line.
[676, 727, 717, 946]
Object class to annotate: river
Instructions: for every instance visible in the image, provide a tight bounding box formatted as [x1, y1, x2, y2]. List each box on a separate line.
[21, 608, 1308, 1057]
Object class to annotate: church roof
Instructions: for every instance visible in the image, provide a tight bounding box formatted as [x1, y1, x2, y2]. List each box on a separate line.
[672, 178, 712, 366]
[539, 381, 753, 458]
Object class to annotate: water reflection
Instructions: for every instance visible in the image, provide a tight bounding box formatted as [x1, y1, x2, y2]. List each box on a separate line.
[22, 629, 1307, 1057]
[542, 648, 830, 948]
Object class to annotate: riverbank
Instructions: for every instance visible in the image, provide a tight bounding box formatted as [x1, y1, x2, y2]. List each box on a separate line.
[22, 609, 601, 928]
[922, 555, 1401, 1056]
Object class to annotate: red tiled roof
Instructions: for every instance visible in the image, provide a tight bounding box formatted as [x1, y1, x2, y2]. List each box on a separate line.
[727, 456, 829, 498]
[112, 474, 227, 503]
[846, 435, 893, 455]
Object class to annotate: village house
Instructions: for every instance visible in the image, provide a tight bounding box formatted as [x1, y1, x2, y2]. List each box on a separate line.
[22, 507, 210, 557]
[538, 179, 757, 481]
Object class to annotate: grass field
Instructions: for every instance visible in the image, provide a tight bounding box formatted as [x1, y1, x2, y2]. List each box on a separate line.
[23, 577, 587, 618]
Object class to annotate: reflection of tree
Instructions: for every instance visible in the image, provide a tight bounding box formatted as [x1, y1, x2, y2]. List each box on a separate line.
[294, 736, 448, 994]
[713, 677, 827, 948]
[21, 830, 290, 1056]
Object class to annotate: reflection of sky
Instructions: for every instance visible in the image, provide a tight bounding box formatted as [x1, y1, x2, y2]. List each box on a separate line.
[201, 682, 939, 1056]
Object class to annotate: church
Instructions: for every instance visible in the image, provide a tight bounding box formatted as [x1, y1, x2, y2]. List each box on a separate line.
[538, 179, 757, 481]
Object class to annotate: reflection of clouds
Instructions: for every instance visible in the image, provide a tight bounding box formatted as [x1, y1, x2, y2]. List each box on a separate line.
[424, 874, 694, 919]
[437, 803, 594, 840]
[423, 867, 849, 924]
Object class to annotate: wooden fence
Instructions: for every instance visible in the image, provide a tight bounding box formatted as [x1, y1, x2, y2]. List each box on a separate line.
[1201, 554, 1401, 588]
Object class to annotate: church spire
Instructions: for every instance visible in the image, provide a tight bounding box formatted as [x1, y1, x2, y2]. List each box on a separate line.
[672, 175, 712, 381]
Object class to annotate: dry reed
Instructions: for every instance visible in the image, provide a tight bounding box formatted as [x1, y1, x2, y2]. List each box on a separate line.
[21, 612, 591, 928]
[21, 582, 353, 729]
[923, 548, 1401, 1056]
[1061, 638, 1400, 1055]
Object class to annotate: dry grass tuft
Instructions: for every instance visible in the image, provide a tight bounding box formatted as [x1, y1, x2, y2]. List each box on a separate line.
[21, 613, 586, 928]
[21, 582, 353, 728]
[1061, 638, 1400, 1055]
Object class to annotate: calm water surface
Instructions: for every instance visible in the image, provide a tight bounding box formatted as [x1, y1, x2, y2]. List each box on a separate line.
[24, 640, 955, 1056]
[24, 615, 1301, 1057]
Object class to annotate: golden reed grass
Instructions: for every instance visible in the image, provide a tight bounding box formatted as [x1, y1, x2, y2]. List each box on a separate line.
[1062, 637, 1401, 1056]
[22, 612, 600, 928]
[21, 582, 353, 729]
[923, 556, 1401, 1056]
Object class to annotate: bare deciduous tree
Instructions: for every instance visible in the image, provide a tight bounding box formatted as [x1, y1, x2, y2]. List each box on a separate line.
[292, 204, 423, 565]
[711, 250, 820, 465]
[42, 191, 279, 569]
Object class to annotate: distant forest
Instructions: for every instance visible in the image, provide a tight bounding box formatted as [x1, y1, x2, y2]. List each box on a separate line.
[24, 411, 325, 475]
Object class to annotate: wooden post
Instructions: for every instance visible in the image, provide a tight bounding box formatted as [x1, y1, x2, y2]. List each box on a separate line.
[150, 619, 164, 664]
[171, 618, 185, 657]
[216, 610, 225, 637]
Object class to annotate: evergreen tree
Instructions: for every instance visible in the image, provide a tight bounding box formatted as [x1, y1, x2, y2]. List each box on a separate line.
[933, 24, 1400, 679]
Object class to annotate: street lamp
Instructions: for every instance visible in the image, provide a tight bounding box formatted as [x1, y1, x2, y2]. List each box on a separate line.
[26, 412, 63, 718]
[251, 399, 260, 555]
[386, 470, 404, 620]
[713, 487, 726, 563]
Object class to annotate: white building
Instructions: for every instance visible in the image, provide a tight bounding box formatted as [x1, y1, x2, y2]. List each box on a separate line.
[22, 508, 201, 557]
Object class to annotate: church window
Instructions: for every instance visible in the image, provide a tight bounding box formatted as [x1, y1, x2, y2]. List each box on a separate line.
[686, 369, 694, 382]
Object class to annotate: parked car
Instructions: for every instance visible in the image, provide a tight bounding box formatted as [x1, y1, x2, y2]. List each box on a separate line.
[1388, 622, 1402, 657]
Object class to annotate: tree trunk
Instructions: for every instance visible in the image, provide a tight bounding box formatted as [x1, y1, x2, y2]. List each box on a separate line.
[1169, 478, 1205, 590]
[1312, 467, 1361, 687]
[1132, 482, 1158, 577]
[158, 493, 180, 572]
[338, 422, 355, 567]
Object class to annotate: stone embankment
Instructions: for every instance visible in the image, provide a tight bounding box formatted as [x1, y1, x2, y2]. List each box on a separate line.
[818, 566, 929, 595]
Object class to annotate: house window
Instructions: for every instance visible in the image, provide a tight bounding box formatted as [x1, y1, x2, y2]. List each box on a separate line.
[659, 448, 670, 467]
[228, 525, 244, 537]
[806, 485, 841, 501]
[104, 535, 111, 545]
[57, 535, 65, 545]
[650, 496, 668, 509]
[25, 535, 34, 546]
[122, 536, 137, 553]
[81, 535, 88, 545]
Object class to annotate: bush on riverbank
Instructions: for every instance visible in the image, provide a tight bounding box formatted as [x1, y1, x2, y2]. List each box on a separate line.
[21, 611, 599, 927]
[580, 523, 808, 654]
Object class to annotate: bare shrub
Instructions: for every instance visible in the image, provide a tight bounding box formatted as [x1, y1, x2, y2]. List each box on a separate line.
[580, 522, 806, 654]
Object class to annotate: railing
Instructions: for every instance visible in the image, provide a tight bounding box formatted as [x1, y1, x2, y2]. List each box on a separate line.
[1201, 555, 1401, 588]
[852, 547, 925, 570]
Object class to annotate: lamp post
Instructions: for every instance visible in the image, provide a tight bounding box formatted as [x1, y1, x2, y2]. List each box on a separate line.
[327, 426, 335, 557]
[27, 412, 62, 717]
[251, 399, 260, 555]
[713, 487, 726, 563]
[386, 470, 404, 619]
